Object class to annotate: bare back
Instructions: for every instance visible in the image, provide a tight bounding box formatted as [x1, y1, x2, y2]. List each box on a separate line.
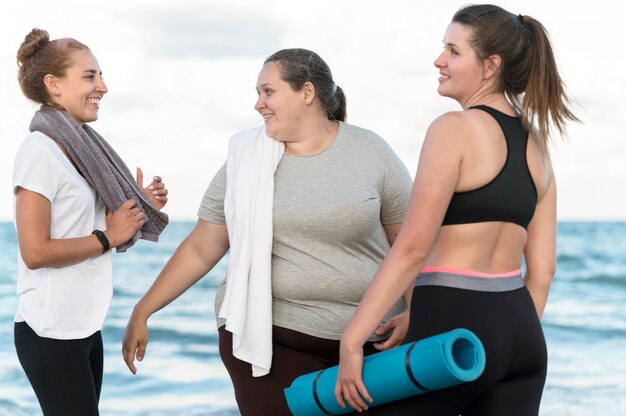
[425, 106, 553, 273]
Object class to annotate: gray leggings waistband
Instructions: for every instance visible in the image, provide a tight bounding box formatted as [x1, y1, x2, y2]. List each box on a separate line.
[414, 270, 524, 292]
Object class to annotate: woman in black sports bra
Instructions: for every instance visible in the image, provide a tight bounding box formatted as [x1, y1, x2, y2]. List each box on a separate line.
[336, 4, 579, 415]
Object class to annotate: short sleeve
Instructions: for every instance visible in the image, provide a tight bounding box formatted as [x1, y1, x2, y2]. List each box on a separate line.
[12, 136, 61, 202]
[380, 144, 413, 224]
[197, 163, 227, 224]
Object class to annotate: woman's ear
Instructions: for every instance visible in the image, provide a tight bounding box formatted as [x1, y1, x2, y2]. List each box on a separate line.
[483, 55, 502, 80]
[303, 81, 316, 104]
[43, 74, 61, 97]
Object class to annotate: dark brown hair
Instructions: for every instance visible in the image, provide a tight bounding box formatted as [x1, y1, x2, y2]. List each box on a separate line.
[453, 4, 579, 150]
[264, 48, 347, 122]
[16, 28, 89, 106]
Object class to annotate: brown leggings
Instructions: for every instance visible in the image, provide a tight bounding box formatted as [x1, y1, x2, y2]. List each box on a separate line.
[219, 325, 379, 416]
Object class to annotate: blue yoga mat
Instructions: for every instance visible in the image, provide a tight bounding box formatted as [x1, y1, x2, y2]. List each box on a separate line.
[284, 328, 485, 416]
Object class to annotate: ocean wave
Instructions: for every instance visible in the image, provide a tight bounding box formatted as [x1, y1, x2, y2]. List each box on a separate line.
[569, 274, 626, 288]
[544, 322, 626, 340]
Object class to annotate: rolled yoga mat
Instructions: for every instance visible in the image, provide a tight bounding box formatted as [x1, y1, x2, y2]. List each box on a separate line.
[284, 328, 485, 416]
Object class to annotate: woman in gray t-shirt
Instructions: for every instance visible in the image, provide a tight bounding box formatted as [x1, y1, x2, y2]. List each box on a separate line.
[122, 48, 412, 415]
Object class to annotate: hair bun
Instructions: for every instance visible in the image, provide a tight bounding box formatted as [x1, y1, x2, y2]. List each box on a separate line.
[17, 28, 50, 65]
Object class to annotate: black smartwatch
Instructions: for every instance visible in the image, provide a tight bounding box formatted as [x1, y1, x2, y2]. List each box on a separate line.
[92, 230, 110, 253]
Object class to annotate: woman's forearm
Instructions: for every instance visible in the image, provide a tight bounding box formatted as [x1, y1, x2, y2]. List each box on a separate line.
[19, 235, 111, 269]
[132, 221, 229, 320]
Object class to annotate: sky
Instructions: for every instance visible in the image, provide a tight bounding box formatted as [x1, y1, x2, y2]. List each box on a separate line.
[1, 0, 624, 221]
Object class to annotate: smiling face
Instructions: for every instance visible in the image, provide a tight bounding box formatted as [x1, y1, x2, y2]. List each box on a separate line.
[434, 23, 487, 105]
[254, 62, 306, 140]
[48, 49, 108, 124]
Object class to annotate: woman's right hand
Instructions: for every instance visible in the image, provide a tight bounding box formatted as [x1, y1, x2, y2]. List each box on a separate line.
[122, 310, 149, 375]
[105, 199, 145, 248]
[335, 343, 372, 412]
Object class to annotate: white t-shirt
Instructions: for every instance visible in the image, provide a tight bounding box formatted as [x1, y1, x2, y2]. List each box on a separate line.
[12, 131, 112, 340]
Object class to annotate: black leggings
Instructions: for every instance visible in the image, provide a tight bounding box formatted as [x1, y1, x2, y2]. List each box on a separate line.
[371, 285, 547, 415]
[14, 321, 103, 416]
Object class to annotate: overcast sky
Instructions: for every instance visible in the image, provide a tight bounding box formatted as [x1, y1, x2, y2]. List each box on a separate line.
[1, 0, 624, 221]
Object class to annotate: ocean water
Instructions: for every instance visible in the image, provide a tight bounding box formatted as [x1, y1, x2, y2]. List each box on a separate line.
[0, 221, 625, 415]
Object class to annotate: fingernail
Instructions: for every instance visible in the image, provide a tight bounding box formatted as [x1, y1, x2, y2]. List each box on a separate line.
[148, 186, 154, 190]
[152, 190, 158, 195]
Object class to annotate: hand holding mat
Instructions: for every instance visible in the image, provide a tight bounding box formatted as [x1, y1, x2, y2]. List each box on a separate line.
[284, 328, 485, 416]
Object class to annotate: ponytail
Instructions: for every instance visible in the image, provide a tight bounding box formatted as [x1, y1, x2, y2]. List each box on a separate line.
[518, 16, 579, 151]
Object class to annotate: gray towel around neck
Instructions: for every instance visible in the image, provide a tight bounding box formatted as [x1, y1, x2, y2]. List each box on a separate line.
[29, 105, 168, 252]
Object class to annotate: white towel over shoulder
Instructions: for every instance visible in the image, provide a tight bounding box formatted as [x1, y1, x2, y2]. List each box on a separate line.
[220, 126, 284, 377]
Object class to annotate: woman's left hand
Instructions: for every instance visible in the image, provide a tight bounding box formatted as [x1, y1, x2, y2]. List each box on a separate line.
[137, 167, 168, 209]
[372, 310, 409, 351]
[335, 344, 372, 413]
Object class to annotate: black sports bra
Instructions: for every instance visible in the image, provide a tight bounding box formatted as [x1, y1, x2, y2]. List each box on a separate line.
[441, 105, 537, 229]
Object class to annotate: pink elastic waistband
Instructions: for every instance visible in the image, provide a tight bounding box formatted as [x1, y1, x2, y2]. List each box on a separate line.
[420, 266, 522, 278]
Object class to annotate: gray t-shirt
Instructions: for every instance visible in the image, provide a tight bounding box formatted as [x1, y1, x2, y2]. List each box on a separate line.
[199, 122, 413, 340]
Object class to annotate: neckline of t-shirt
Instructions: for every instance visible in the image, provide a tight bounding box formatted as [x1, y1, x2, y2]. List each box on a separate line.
[284, 121, 343, 159]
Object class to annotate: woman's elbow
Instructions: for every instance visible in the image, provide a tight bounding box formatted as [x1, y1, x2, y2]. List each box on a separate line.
[393, 243, 429, 270]
[20, 247, 49, 270]
[525, 263, 556, 288]
[22, 256, 43, 270]
[542, 261, 557, 280]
